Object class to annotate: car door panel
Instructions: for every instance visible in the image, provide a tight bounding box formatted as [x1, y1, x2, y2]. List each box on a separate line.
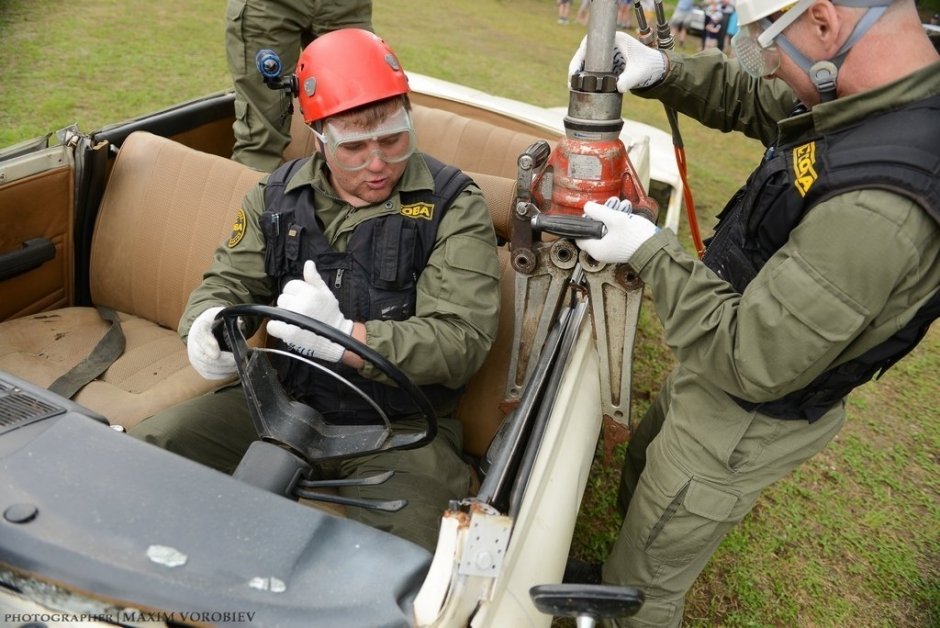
[0, 143, 74, 320]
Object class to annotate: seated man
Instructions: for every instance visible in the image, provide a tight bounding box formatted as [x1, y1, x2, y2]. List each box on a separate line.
[131, 29, 501, 552]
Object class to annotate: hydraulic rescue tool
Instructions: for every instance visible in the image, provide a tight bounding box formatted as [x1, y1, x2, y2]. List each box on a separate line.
[505, 0, 658, 447]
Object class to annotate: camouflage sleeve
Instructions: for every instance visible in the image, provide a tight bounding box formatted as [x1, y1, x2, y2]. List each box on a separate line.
[629, 189, 939, 403]
[635, 49, 798, 147]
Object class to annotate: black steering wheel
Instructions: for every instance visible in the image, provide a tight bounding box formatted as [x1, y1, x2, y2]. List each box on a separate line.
[213, 304, 438, 465]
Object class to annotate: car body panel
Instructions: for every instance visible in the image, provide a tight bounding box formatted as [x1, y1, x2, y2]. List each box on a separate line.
[473, 312, 601, 627]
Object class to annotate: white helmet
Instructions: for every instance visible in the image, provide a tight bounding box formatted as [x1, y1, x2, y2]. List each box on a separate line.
[736, 0, 805, 27]
[732, 0, 893, 101]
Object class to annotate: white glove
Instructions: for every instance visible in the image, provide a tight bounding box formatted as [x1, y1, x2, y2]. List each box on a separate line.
[187, 306, 238, 380]
[266, 260, 354, 363]
[568, 31, 667, 93]
[575, 201, 659, 264]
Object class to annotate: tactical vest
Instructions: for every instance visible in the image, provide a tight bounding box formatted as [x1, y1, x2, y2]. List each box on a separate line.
[702, 94, 940, 422]
[260, 154, 474, 423]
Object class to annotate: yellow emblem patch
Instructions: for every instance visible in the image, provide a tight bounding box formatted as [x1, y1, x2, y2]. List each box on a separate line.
[227, 208, 247, 248]
[400, 202, 433, 220]
[792, 142, 818, 197]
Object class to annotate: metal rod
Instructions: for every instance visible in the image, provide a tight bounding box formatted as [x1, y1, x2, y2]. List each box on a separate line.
[476, 307, 573, 509]
[654, 0, 675, 49]
[584, 0, 619, 73]
[509, 300, 589, 519]
[633, 0, 655, 46]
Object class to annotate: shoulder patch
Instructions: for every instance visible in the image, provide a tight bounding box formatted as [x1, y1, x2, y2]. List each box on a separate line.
[227, 208, 247, 248]
[792, 142, 818, 197]
[400, 202, 434, 220]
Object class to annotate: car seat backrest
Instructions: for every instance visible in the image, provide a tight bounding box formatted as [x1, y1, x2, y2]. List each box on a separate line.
[407, 104, 553, 179]
[464, 172, 515, 243]
[283, 102, 553, 181]
[451, 172, 516, 457]
[89, 131, 264, 330]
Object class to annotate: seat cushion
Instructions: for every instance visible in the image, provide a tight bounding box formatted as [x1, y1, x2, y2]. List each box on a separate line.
[0, 307, 226, 429]
[0, 131, 263, 427]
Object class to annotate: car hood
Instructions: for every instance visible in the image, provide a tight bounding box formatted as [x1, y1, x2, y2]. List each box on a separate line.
[0, 402, 430, 627]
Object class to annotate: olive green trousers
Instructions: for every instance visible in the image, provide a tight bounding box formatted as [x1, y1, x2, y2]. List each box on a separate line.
[604, 368, 845, 626]
[129, 384, 470, 552]
[225, 0, 372, 171]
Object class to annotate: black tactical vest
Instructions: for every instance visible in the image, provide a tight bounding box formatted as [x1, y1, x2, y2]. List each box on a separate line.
[260, 154, 474, 423]
[702, 95, 940, 422]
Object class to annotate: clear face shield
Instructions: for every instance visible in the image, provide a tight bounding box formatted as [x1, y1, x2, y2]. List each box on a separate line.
[731, 0, 814, 77]
[731, 21, 784, 77]
[312, 105, 417, 171]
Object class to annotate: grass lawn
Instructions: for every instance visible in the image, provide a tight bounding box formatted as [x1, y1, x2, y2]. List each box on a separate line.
[1, 0, 937, 625]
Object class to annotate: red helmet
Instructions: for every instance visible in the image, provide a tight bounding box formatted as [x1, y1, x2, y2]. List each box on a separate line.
[295, 29, 409, 124]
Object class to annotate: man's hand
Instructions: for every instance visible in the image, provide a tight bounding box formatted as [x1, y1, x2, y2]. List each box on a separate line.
[568, 31, 667, 93]
[575, 201, 659, 264]
[266, 260, 354, 363]
[187, 306, 238, 380]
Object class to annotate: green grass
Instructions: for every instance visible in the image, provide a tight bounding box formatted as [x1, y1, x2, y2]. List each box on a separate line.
[2, 1, 938, 626]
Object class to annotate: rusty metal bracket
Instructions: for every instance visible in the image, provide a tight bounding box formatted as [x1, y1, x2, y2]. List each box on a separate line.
[511, 140, 551, 276]
[505, 239, 580, 401]
[456, 506, 513, 578]
[579, 250, 644, 432]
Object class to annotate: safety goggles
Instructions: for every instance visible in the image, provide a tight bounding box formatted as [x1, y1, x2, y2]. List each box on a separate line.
[731, 0, 815, 77]
[312, 105, 416, 171]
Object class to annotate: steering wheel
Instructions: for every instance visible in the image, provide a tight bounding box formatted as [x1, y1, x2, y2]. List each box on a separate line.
[213, 304, 438, 465]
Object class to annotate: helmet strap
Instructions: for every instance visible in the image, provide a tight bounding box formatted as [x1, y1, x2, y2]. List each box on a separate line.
[775, 0, 889, 102]
[810, 61, 839, 102]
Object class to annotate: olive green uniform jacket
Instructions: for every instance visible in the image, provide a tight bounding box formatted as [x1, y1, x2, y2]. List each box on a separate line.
[602, 50, 940, 627]
[181, 151, 501, 393]
[634, 53, 940, 411]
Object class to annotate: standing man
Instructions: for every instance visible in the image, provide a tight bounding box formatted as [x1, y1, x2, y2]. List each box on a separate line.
[226, 0, 372, 171]
[668, 0, 697, 47]
[617, 0, 634, 29]
[132, 29, 501, 552]
[716, 0, 737, 52]
[569, 0, 939, 623]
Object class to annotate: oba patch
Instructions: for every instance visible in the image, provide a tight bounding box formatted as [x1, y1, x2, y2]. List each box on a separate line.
[792, 142, 818, 198]
[400, 202, 433, 220]
[227, 208, 247, 248]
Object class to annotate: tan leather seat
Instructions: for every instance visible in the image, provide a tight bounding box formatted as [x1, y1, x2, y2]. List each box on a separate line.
[0, 131, 264, 429]
[452, 173, 516, 458]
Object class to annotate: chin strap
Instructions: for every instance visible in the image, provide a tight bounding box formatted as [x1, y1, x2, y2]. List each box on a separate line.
[776, 0, 890, 102]
[809, 60, 839, 102]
